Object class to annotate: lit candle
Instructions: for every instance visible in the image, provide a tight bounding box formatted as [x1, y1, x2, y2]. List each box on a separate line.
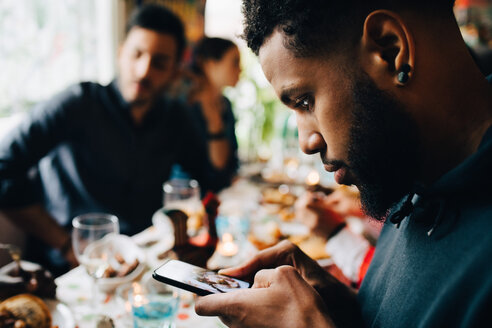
[217, 233, 239, 257]
[131, 283, 147, 307]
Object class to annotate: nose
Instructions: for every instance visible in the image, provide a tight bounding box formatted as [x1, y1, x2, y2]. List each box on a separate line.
[135, 55, 152, 80]
[296, 113, 325, 155]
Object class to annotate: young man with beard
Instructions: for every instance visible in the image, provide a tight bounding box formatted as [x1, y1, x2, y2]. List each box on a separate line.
[195, 0, 492, 327]
[0, 4, 234, 275]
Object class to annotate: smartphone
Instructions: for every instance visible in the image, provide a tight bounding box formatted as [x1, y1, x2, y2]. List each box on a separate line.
[153, 259, 251, 296]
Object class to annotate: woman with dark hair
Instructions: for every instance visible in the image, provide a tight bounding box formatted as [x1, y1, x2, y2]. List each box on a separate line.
[172, 37, 241, 185]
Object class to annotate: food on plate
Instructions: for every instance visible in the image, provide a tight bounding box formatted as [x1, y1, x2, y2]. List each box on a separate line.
[261, 187, 297, 207]
[0, 294, 51, 328]
[0, 262, 57, 300]
[289, 235, 330, 260]
[100, 253, 140, 278]
[248, 221, 283, 250]
[278, 207, 295, 221]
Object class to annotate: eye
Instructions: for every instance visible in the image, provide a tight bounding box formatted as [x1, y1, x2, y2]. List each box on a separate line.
[132, 50, 142, 59]
[294, 95, 314, 112]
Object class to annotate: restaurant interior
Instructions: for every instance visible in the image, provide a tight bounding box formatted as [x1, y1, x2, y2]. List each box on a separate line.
[0, 0, 491, 327]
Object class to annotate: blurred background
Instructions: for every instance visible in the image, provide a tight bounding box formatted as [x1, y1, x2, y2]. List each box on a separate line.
[2, 0, 492, 162]
[2, 0, 492, 262]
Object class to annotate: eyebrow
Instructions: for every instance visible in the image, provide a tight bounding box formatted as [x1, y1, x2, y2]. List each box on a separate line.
[280, 86, 306, 106]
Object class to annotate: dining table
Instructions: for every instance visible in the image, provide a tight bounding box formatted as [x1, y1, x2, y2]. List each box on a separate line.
[55, 232, 227, 328]
[54, 177, 268, 328]
[54, 168, 341, 327]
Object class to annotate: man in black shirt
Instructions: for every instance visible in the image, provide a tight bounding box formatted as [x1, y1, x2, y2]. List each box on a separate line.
[0, 4, 234, 274]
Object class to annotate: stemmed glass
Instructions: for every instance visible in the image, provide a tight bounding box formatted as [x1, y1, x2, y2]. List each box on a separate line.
[72, 213, 119, 309]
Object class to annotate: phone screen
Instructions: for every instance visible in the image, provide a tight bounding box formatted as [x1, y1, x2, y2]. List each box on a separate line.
[153, 260, 250, 295]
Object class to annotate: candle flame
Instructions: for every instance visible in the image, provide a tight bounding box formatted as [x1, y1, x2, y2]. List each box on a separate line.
[223, 233, 233, 243]
[218, 233, 239, 256]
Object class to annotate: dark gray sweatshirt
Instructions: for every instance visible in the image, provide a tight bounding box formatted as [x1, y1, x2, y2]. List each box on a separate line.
[359, 125, 492, 327]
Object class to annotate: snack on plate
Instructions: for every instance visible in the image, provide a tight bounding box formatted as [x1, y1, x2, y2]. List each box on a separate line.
[289, 235, 330, 260]
[101, 252, 140, 278]
[0, 294, 52, 328]
[0, 261, 57, 300]
[278, 207, 295, 221]
[248, 221, 283, 250]
[261, 188, 296, 207]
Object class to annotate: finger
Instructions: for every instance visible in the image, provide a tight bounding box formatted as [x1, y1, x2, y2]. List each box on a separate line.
[219, 241, 296, 280]
[195, 289, 254, 318]
[253, 265, 308, 290]
[252, 268, 276, 288]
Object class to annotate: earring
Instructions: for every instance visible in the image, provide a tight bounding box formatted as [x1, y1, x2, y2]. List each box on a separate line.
[397, 64, 412, 84]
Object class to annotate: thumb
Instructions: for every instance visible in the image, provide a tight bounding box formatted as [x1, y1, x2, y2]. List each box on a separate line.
[252, 269, 276, 288]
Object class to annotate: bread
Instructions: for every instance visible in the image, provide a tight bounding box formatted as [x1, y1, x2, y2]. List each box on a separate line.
[0, 294, 52, 328]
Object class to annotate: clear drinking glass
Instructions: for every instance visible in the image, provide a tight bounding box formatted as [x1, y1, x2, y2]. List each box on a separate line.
[163, 179, 204, 234]
[163, 178, 200, 208]
[72, 213, 119, 307]
[129, 273, 180, 328]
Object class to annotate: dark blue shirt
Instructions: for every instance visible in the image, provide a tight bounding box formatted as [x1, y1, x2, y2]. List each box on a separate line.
[0, 81, 233, 235]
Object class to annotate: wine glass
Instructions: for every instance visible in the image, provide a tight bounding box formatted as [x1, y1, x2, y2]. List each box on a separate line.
[72, 213, 119, 308]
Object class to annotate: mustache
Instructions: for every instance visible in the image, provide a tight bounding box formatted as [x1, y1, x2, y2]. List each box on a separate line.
[320, 152, 348, 169]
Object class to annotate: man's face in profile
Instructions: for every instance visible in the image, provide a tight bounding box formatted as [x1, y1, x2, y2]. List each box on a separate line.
[259, 30, 420, 220]
[117, 26, 178, 105]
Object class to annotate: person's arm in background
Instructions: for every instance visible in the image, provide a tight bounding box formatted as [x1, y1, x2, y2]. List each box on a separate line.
[295, 188, 376, 287]
[185, 67, 238, 172]
[172, 100, 237, 192]
[0, 85, 85, 267]
[0, 205, 77, 267]
[200, 95, 231, 170]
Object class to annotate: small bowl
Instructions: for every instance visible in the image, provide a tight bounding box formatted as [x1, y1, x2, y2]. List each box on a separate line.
[94, 234, 146, 293]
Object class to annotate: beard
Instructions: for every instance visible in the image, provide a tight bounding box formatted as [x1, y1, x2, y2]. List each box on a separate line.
[348, 73, 421, 221]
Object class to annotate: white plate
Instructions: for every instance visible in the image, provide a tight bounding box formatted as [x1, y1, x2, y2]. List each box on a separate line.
[44, 299, 76, 328]
[94, 234, 147, 293]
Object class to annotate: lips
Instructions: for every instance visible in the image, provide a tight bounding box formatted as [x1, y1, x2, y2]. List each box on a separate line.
[334, 167, 349, 185]
[324, 164, 353, 186]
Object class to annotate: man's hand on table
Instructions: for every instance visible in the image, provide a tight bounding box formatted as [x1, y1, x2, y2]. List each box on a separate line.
[194, 241, 363, 327]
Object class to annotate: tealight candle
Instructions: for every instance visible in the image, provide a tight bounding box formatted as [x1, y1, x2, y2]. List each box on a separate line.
[217, 233, 239, 257]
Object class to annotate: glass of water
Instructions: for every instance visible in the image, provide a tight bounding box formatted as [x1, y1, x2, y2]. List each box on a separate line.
[130, 273, 180, 328]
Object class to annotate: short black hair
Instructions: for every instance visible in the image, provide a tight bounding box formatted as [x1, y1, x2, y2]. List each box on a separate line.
[242, 0, 456, 57]
[126, 4, 186, 61]
[190, 37, 237, 75]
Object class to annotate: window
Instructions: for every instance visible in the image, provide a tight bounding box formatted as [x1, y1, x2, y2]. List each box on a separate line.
[0, 0, 119, 138]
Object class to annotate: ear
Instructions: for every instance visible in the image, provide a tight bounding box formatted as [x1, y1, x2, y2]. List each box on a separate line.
[359, 10, 415, 86]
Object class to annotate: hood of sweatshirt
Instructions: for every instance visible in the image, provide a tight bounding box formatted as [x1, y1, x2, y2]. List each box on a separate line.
[387, 125, 492, 236]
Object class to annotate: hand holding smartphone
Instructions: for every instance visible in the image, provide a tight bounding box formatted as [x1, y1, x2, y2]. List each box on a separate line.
[153, 260, 250, 296]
